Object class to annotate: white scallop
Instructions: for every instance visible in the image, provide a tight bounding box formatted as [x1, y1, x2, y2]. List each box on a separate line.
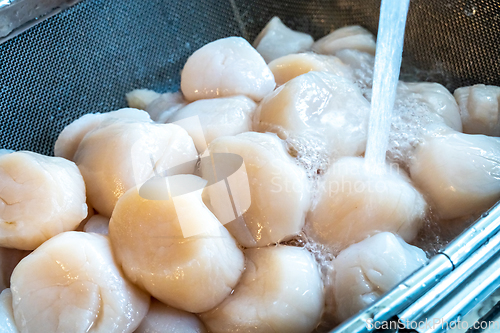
[135, 299, 207, 333]
[0, 151, 87, 250]
[306, 157, 427, 252]
[253, 16, 314, 63]
[200, 246, 324, 333]
[74, 119, 197, 217]
[253, 71, 370, 158]
[333, 232, 427, 322]
[268, 52, 354, 86]
[109, 175, 244, 313]
[10, 232, 150, 333]
[398, 82, 462, 132]
[180, 37, 276, 102]
[312, 26, 376, 56]
[54, 108, 150, 160]
[454, 84, 500, 136]
[409, 126, 500, 220]
[202, 132, 311, 248]
[168, 95, 256, 153]
[335, 49, 375, 90]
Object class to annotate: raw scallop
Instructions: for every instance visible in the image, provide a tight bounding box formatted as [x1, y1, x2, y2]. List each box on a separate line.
[0, 151, 87, 250]
[253, 16, 314, 63]
[410, 126, 500, 220]
[54, 108, 150, 160]
[454, 84, 500, 136]
[253, 71, 370, 158]
[312, 26, 376, 56]
[202, 132, 311, 248]
[335, 49, 374, 90]
[10, 232, 150, 333]
[135, 299, 207, 333]
[168, 95, 256, 153]
[332, 232, 427, 322]
[109, 175, 244, 313]
[397, 82, 462, 132]
[74, 119, 197, 217]
[200, 246, 324, 333]
[306, 157, 427, 252]
[268, 53, 354, 86]
[181, 37, 275, 102]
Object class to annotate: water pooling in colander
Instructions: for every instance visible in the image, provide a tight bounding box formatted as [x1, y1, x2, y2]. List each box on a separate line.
[1, 1, 500, 332]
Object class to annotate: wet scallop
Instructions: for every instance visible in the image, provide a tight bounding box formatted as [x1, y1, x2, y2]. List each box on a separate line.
[180, 37, 276, 102]
[10, 232, 150, 333]
[54, 108, 151, 160]
[332, 232, 427, 322]
[74, 116, 197, 217]
[387, 82, 465, 170]
[306, 157, 427, 252]
[397, 82, 462, 132]
[253, 16, 314, 63]
[335, 49, 374, 90]
[454, 84, 500, 136]
[312, 26, 376, 56]
[410, 126, 500, 220]
[0, 151, 87, 250]
[268, 53, 354, 86]
[253, 71, 370, 158]
[5, 15, 500, 333]
[200, 246, 324, 333]
[201, 132, 311, 248]
[135, 299, 207, 333]
[167, 95, 256, 153]
[109, 175, 244, 313]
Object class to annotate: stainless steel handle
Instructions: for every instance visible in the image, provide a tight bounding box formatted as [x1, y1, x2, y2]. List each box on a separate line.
[331, 201, 500, 333]
[0, 0, 82, 43]
[400, 222, 500, 327]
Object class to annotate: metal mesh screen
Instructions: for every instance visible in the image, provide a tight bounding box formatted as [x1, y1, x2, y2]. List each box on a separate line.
[1, 0, 499, 156]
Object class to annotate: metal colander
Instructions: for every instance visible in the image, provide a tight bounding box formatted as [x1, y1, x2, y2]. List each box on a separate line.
[1, 0, 499, 155]
[1, 1, 500, 332]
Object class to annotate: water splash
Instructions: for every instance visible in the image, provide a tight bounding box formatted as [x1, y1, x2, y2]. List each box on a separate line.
[364, 0, 411, 174]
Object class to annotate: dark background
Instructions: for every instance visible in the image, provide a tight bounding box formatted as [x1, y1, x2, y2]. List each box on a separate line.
[1, 0, 499, 155]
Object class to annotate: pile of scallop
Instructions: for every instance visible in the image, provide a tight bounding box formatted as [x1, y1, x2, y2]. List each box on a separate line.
[2, 17, 500, 333]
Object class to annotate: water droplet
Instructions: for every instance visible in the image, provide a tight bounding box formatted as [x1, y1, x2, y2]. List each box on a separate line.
[464, 3, 477, 16]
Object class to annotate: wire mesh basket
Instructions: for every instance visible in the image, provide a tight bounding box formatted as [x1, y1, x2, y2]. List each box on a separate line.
[1, 1, 500, 332]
